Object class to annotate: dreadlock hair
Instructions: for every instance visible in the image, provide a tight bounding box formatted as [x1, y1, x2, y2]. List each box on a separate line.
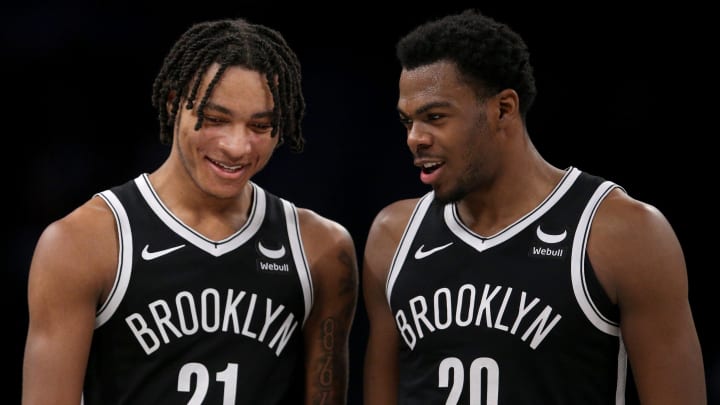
[396, 9, 537, 120]
[151, 18, 305, 152]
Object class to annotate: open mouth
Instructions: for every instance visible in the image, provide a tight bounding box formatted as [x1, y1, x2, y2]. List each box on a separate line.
[422, 161, 443, 174]
[208, 157, 245, 173]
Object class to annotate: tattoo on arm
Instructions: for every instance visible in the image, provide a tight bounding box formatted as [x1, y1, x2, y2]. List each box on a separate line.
[312, 249, 357, 404]
[314, 318, 336, 404]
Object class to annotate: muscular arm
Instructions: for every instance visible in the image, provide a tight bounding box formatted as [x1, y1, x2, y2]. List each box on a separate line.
[589, 190, 706, 404]
[362, 200, 417, 405]
[22, 197, 116, 405]
[298, 209, 359, 405]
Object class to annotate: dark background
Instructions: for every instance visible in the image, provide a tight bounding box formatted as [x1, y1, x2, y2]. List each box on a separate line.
[5, 2, 717, 404]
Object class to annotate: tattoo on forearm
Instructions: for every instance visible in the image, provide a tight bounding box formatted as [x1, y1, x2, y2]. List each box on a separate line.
[320, 318, 335, 385]
[315, 317, 335, 404]
[313, 249, 357, 404]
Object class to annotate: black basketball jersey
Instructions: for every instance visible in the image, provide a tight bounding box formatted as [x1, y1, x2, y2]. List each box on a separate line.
[387, 167, 632, 404]
[83, 174, 313, 405]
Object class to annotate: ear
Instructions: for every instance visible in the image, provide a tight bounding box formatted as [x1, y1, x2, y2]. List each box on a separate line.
[166, 90, 178, 114]
[496, 88, 519, 122]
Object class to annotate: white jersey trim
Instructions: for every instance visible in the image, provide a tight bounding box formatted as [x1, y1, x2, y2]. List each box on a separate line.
[445, 167, 582, 252]
[95, 191, 134, 328]
[571, 180, 622, 335]
[282, 199, 314, 324]
[386, 192, 435, 304]
[134, 174, 265, 257]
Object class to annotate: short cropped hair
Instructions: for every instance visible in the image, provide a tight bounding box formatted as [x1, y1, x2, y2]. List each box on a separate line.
[397, 9, 537, 119]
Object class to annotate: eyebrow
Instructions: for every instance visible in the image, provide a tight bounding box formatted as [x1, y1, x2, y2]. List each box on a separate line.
[204, 101, 274, 119]
[397, 101, 452, 117]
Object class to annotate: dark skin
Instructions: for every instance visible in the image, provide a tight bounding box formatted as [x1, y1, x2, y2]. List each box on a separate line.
[23, 65, 359, 405]
[363, 60, 706, 404]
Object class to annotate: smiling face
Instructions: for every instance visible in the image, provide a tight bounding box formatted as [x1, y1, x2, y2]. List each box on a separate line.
[398, 60, 502, 204]
[171, 63, 280, 200]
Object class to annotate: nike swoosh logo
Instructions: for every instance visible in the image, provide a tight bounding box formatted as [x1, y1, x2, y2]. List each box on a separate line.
[258, 241, 286, 259]
[141, 244, 186, 260]
[414, 242, 453, 260]
[536, 225, 567, 244]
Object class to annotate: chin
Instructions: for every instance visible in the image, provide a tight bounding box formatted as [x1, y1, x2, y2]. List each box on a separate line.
[432, 186, 466, 205]
[200, 181, 245, 200]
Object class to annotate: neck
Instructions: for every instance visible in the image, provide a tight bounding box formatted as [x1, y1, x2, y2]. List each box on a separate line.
[456, 138, 564, 236]
[147, 160, 255, 240]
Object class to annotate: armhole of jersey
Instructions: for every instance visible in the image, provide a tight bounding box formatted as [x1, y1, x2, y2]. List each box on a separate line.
[385, 192, 435, 306]
[95, 190, 134, 329]
[571, 180, 623, 336]
[281, 199, 313, 325]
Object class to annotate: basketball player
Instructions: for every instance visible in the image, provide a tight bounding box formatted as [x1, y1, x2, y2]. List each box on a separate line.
[22, 18, 358, 404]
[362, 9, 706, 404]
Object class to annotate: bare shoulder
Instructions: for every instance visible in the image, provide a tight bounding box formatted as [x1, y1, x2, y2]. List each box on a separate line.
[368, 197, 422, 239]
[589, 188, 684, 302]
[295, 207, 357, 281]
[592, 188, 678, 247]
[366, 197, 423, 249]
[30, 195, 118, 297]
[295, 207, 354, 252]
[36, 196, 116, 259]
[363, 197, 422, 283]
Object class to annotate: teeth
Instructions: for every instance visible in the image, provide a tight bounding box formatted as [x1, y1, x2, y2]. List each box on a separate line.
[423, 162, 441, 169]
[212, 158, 244, 171]
[219, 162, 243, 170]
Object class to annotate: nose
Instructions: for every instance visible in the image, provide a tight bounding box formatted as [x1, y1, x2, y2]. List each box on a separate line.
[406, 122, 432, 153]
[218, 126, 253, 157]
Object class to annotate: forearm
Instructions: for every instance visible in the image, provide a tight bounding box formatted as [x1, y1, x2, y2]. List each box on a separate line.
[306, 316, 350, 404]
[22, 334, 86, 405]
[363, 336, 398, 405]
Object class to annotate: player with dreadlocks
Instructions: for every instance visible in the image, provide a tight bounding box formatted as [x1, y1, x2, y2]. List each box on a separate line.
[22, 18, 358, 405]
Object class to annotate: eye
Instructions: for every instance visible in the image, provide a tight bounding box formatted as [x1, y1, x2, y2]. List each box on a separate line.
[203, 116, 228, 126]
[251, 122, 274, 134]
[399, 116, 412, 128]
[426, 113, 443, 121]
